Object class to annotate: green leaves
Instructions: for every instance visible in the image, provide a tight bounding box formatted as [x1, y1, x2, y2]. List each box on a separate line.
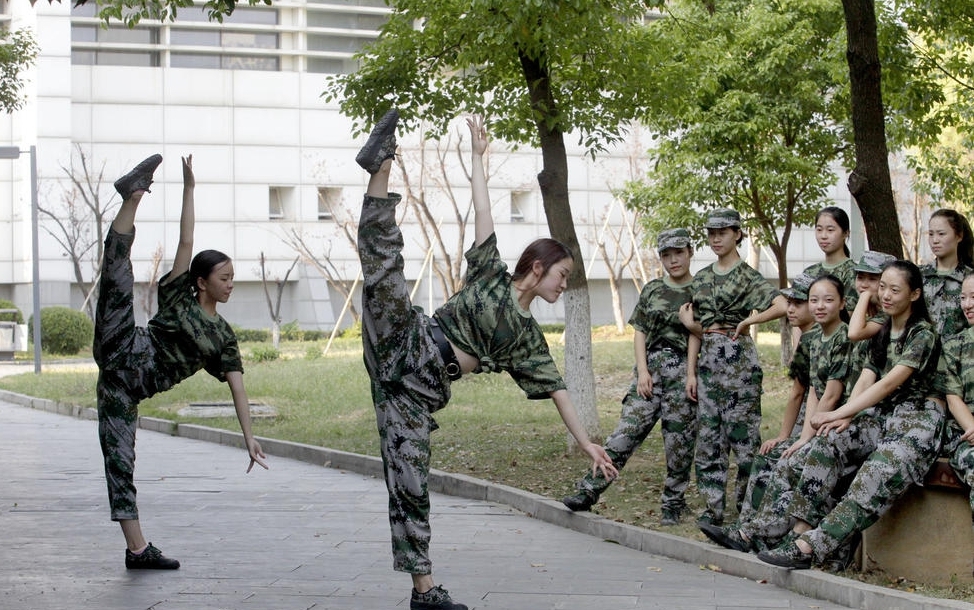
[0, 28, 39, 114]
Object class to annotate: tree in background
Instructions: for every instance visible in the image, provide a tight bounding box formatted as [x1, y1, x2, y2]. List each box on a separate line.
[39, 145, 120, 320]
[324, 0, 660, 442]
[0, 28, 38, 113]
[624, 0, 849, 292]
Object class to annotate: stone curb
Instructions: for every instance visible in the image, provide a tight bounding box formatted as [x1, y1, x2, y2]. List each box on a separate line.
[2, 387, 970, 610]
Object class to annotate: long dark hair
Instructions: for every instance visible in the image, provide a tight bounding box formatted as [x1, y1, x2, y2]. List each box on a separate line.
[512, 238, 574, 282]
[190, 249, 232, 294]
[809, 274, 850, 324]
[816, 206, 851, 258]
[931, 208, 974, 269]
[869, 260, 932, 370]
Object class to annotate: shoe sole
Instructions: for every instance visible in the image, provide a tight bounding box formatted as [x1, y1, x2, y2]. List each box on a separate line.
[355, 109, 399, 170]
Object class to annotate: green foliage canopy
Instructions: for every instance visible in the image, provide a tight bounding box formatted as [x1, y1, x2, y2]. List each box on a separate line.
[0, 28, 38, 114]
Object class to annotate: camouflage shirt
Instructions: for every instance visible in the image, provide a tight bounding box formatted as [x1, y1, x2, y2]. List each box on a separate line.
[629, 277, 693, 353]
[942, 327, 974, 433]
[434, 233, 566, 400]
[788, 331, 812, 388]
[807, 322, 852, 405]
[920, 263, 972, 338]
[803, 258, 858, 312]
[864, 319, 942, 411]
[690, 259, 778, 328]
[147, 271, 243, 393]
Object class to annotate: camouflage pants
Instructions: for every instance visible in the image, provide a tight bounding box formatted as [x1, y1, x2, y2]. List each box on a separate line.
[574, 348, 695, 512]
[359, 193, 453, 575]
[94, 228, 159, 521]
[943, 428, 974, 518]
[738, 441, 814, 546]
[694, 332, 763, 523]
[795, 401, 945, 562]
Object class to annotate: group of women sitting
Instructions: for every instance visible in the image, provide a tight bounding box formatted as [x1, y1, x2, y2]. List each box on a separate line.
[563, 204, 974, 572]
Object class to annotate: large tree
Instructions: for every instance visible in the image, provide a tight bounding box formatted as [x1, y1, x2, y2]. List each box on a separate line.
[323, 0, 658, 442]
[624, 0, 849, 288]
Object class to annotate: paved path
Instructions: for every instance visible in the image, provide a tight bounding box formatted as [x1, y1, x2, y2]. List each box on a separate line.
[0, 399, 861, 610]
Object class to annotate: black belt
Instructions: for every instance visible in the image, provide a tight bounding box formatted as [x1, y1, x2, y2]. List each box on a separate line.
[429, 319, 462, 381]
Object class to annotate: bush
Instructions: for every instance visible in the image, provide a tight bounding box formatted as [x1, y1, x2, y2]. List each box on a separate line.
[280, 320, 303, 341]
[303, 330, 324, 342]
[29, 306, 94, 355]
[539, 323, 566, 334]
[304, 344, 322, 360]
[340, 320, 362, 339]
[233, 327, 269, 343]
[247, 344, 280, 362]
[0, 299, 24, 324]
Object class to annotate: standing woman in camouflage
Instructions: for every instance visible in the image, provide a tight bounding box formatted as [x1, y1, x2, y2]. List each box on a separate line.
[562, 228, 695, 525]
[758, 260, 946, 570]
[354, 110, 616, 610]
[95, 155, 267, 570]
[922, 208, 973, 338]
[803, 207, 858, 311]
[681, 209, 787, 526]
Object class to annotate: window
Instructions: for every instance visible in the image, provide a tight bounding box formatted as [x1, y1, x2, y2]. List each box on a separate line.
[510, 191, 530, 223]
[317, 187, 342, 220]
[71, 3, 161, 67]
[170, 6, 280, 71]
[269, 186, 294, 220]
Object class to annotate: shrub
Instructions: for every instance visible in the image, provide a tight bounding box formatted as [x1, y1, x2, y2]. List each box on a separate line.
[304, 344, 322, 360]
[233, 327, 269, 343]
[303, 330, 324, 342]
[340, 320, 362, 339]
[29, 306, 94, 355]
[247, 344, 280, 362]
[539, 323, 566, 334]
[280, 320, 303, 341]
[0, 299, 24, 324]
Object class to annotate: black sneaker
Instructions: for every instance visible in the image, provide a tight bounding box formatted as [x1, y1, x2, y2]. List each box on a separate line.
[114, 154, 163, 200]
[125, 542, 180, 570]
[561, 491, 597, 512]
[757, 538, 812, 570]
[699, 522, 752, 553]
[660, 504, 686, 526]
[356, 108, 399, 174]
[410, 585, 467, 610]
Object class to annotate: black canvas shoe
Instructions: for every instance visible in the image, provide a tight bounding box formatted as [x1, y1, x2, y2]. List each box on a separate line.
[757, 539, 812, 570]
[699, 522, 752, 553]
[114, 154, 163, 200]
[355, 108, 399, 173]
[561, 490, 597, 512]
[125, 542, 180, 570]
[410, 585, 468, 610]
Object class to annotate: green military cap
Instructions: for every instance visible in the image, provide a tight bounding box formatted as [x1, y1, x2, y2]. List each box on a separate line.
[853, 250, 896, 275]
[704, 208, 742, 229]
[656, 228, 692, 253]
[780, 271, 816, 301]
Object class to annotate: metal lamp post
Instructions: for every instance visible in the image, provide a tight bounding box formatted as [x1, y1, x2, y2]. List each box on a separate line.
[0, 145, 42, 373]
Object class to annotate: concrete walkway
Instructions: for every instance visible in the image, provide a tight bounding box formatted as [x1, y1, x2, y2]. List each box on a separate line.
[1, 382, 971, 610]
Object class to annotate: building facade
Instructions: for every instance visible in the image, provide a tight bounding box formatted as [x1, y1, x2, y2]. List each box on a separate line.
[0, 0, 854, 332]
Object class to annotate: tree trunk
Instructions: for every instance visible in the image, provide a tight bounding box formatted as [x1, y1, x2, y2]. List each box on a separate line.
[519, 49, 601, 447]
[842, 0, 903, 258]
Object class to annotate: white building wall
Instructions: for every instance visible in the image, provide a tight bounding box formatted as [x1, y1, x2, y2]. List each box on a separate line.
[0, 0, 860, 331]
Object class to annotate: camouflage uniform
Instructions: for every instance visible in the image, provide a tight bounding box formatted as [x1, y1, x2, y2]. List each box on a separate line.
[358, 193, 566, 574]
[792, 320, 945, 563]
[738, 324, 854, 546]
[95, 228, 243, 521]
[571, 277, 694, 514]
[921, 263, 973, 339]
[735, 331, 810, 531]
[804, 259, 859, 312]
[941, 327, 974, 513]
[691, 259, 778, 523]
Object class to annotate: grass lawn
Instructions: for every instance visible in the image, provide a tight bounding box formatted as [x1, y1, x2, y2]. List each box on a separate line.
[3, 329, 972, 602]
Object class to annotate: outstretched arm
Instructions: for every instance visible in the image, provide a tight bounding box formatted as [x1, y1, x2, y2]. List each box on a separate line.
[467, 116, 493, 247]
[550, 389, 619, 480]
[169, 155, 195, 279]
[226, 370, 269, 473]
